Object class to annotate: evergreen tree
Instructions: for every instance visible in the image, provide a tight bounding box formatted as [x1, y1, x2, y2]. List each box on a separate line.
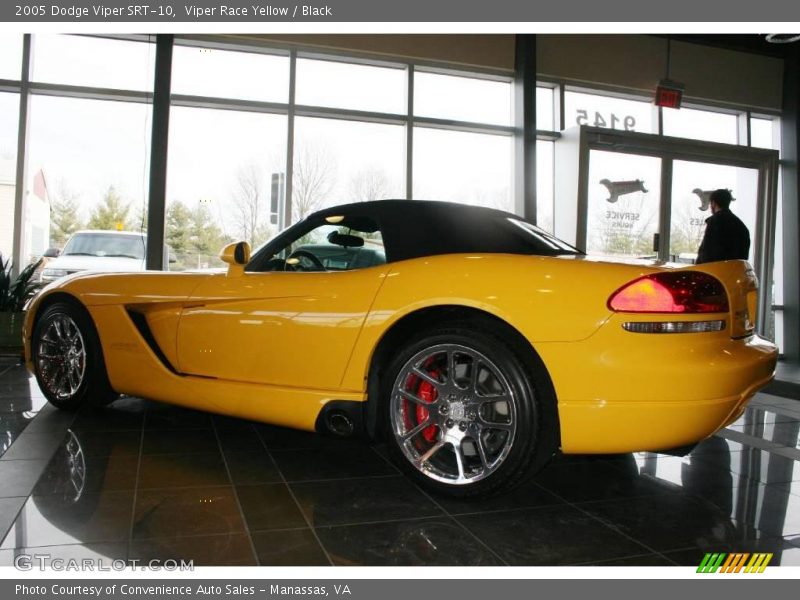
[87, 186, 132, 231]
[166, 200, 192, 256]
[190, 201, 231, 268]
[49, 185, 84, 247]
[164, 200, 231, 270]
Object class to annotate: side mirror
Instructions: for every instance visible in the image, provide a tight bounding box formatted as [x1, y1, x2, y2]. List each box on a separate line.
[43, 247, 61, 258]
[219, 241, 250, 276]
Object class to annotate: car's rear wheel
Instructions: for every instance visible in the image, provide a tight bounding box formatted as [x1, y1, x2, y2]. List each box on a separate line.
[383, 325, 556, 498]
[32, 301, 118, 410]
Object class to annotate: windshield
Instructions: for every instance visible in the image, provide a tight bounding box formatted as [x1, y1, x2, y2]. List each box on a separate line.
[63, 233, 146, 260]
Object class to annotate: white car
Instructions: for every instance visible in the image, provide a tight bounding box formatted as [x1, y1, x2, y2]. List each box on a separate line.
[40, 230, 147, 283]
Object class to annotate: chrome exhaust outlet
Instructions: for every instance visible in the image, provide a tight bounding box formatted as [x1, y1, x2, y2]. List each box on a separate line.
[326, 411, 355, 437]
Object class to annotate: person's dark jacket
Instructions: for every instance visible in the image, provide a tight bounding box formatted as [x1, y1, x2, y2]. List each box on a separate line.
[696, 208, 750, 264]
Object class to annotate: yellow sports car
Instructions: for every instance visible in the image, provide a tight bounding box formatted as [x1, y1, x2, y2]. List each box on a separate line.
[23, 200, 777, 497]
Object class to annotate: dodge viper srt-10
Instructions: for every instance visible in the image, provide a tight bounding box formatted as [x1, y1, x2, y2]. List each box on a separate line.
[23, 200, 777, 497]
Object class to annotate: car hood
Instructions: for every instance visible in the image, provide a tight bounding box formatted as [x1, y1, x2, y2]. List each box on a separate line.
[46, 254, 146, 273]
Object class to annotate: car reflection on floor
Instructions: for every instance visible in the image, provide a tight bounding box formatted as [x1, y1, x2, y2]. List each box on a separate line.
[1, 361, 799, 566]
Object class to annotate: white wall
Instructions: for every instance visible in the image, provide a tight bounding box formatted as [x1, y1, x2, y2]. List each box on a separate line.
[25, 192, 50, 260]
[227, 34, 784, 112]
[538, 35, 783, 112]
[0, 183, 13, 261]
[229, 34, 516, 73]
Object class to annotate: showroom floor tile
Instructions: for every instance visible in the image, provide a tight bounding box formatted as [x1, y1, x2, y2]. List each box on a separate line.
[1, 359, 800, 566]
[458, 503, 650, 565]
[317, 517, 504, 566]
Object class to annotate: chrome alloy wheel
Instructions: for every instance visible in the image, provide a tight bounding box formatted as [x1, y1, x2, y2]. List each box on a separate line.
[64, 430, 86, 502]
[36, 314, 87, 401]
[390, 343, 518, 485]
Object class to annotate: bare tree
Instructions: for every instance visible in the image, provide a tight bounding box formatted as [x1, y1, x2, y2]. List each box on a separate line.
[588, 191, 656, 257]
[670, 195, 707, 256]
[292, 142, 336, 222]
[231, 164, 269, 247]
[346, 167, 393, 202]
[465, 187, 510, 211]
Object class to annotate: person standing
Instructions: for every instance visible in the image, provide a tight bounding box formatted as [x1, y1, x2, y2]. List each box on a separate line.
[696, 189, 750, 264]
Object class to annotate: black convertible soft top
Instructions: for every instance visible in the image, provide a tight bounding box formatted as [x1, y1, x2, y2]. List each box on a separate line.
[248, 200, 580, 270]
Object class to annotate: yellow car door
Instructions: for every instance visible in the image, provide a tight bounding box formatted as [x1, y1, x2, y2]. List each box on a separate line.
[175, 267, 389, 392]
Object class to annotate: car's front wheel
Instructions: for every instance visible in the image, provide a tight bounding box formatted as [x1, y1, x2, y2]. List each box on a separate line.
[32, 300, 118, 410]
[383, 324, 557, 498]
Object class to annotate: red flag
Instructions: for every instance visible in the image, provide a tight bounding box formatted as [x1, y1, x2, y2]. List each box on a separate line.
[32, 169, 48, 202]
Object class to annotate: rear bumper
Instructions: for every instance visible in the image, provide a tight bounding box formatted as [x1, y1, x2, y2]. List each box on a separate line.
[539, 332, 778, 454]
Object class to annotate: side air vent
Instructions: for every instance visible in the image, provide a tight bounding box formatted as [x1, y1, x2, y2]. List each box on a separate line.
[126, 309, 180, 374]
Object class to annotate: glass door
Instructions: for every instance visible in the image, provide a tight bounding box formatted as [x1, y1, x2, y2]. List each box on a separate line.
[585, 149, 662, 258]
[669, 160, 759, 264]
[567, 126, 779, 336]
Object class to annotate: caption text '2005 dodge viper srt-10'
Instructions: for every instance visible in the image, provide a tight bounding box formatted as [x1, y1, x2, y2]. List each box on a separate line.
[23, 200, 777, 497]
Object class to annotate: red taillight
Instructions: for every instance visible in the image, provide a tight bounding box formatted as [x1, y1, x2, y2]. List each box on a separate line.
[608, 272, 729, 314]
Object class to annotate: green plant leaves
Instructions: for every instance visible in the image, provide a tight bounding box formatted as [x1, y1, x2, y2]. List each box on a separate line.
[0, 254, 43, 312]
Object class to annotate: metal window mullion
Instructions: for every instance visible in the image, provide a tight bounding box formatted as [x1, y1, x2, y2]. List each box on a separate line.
[406, 65, 414, 200]
[170, 94, 289, 116]
[410, 117, 514, 136]
[514, 34, 536, 222]
[27, 81, 152, 104]
[536, 130, 561, 142]
[756, 157, 780, 336]
[739, 111, 751, 146]
[657, 105, 663, 136]
[168, 98, 411, 123]
[145, 34, 173, 271]
[294, 104, 407, 126]
[0, 79, 23, 93]
[284, 49, 297, 228]
[658, 158, 673, 260]
[11, 34, 31, 278]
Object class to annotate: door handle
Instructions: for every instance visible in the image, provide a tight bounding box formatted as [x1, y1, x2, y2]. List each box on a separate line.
[653, 233, 660, 253]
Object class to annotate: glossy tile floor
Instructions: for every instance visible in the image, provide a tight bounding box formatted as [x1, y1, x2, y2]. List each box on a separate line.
[1, 357, 800, 566]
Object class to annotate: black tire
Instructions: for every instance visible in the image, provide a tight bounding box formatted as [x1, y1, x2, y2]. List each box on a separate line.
[381, 323, 557, 498]
[31, 300, 118, 411]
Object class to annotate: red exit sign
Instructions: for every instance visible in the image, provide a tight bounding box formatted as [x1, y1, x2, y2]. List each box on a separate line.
[655, 80, 684, 109]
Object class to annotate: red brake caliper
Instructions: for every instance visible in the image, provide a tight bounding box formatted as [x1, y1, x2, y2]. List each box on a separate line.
[415, 369, 440, 443]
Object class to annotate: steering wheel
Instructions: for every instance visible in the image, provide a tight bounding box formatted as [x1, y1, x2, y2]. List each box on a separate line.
[286, 249, 326, 272]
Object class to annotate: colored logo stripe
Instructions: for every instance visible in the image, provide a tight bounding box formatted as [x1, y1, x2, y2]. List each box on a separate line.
[721, 553, 749, 573]
[697, 553, 773, 573]
[697, 553, 726, 573]
[745, 553, 773, 573]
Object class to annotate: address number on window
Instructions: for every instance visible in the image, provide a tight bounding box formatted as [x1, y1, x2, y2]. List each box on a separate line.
[576, 109, 636, 131]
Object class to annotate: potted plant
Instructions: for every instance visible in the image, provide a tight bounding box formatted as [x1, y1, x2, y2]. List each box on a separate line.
[0, 254, 42, 352]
